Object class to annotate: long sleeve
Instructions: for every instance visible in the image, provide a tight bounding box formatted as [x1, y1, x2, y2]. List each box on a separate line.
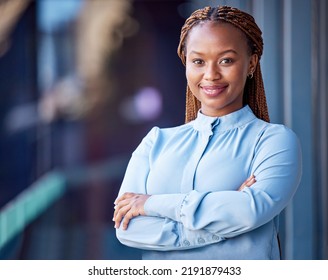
[115, 106, 302, 254]
[116, 127, 225, 250]
[144, 125, 302, 238]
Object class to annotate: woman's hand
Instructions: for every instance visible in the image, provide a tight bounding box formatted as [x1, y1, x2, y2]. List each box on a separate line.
[113, 192, 151, 230]
[238, 174, 256, 191]
[113, 175, 255, 230]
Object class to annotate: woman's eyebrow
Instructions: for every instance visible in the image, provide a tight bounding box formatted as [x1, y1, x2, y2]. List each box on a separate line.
[188, 49, 238, 56]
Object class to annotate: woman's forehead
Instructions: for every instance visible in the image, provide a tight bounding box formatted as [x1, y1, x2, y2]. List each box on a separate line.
[185, 21, 248, 53]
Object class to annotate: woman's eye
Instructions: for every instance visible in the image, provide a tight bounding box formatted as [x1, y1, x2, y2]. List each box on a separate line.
[220, 58, 233, 64]
[192, 59, 204, 65]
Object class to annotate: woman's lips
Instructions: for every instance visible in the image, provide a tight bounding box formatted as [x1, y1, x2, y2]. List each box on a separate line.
[201, 85, 228, 96]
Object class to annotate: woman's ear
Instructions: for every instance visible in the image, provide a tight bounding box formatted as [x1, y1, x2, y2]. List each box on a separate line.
[249, 54, 259, 73]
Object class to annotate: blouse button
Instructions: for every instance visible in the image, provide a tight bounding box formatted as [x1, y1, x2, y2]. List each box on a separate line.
[212, 235, 220, 241]
[197, 237, 205, 244]
[183, 240, 190, 246]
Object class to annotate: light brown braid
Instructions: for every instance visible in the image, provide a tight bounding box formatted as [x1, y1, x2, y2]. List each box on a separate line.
[177, 6, 270, 123]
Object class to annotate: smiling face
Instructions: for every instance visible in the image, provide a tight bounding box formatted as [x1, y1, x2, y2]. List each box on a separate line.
[185, 21, 258, 117]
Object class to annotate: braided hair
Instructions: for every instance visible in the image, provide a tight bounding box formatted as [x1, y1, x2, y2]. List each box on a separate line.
[177, 6, 270, 123]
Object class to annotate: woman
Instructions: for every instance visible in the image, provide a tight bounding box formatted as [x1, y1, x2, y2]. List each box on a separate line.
[113, 5, 302, 260]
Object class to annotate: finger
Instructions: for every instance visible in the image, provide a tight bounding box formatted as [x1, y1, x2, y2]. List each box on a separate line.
[114, 192, 137, 205]
[121, 208, 140, 230]
[238, 175, 256, 191]
[114, 192, 139, 205]
[248, 176, 256, 185]
[238, 180, 248, 191]
[113, 204, 131, 229]
[113, 199, 131, 220]
[238, 184, 246, 191]
[246, 174, 255, 183]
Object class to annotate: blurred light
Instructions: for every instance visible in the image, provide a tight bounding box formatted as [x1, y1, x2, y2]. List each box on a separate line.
[37, 0, 83, 33]
[120, 87, 162, 124]
[4, 103, 39, 134]
[38, 76, 87, 123]
[0, 0, 30, 57]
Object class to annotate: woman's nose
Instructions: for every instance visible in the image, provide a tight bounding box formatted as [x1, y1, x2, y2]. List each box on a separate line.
[204, 63, 221, 80]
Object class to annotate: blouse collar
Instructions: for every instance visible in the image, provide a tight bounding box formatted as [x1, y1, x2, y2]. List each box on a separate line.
[192, 105, 256, 133]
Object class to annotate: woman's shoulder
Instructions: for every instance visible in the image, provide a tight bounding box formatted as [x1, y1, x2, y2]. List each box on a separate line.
[253, 119, 300, 148]
[256, 119, 298, 136]
[135, 122, 193, 153]
[146, 121, 193, 138]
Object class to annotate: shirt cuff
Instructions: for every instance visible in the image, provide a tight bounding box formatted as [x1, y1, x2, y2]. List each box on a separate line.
[144, 193, 186, 222]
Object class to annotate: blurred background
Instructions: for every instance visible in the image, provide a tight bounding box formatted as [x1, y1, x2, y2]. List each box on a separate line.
[0, 0, 326, 260]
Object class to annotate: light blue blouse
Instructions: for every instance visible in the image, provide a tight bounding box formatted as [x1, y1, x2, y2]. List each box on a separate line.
[116, 106, 302, 259]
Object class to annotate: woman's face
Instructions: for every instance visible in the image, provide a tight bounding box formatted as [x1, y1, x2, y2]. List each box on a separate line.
[185, 21, 258, 117]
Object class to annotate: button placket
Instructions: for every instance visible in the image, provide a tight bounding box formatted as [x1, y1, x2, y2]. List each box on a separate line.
[180, 132, 213, 193]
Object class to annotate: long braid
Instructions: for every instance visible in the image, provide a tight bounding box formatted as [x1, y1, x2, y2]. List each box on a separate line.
[177, 6, 270, 123]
